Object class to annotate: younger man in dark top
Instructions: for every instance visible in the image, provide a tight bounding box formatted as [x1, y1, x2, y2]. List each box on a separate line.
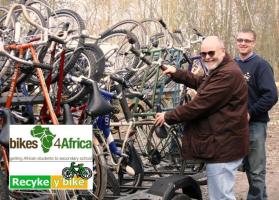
[235, 29, 278, 200]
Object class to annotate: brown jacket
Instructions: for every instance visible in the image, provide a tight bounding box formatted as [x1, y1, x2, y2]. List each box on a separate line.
[165, 54, 249, 163]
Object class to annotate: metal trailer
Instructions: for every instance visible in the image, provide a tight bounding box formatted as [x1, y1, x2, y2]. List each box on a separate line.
[116, 172, 205, 200]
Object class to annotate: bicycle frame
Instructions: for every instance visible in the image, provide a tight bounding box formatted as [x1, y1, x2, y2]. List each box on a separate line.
[5, 43, 59, 124]
[40, 44, 66, 122]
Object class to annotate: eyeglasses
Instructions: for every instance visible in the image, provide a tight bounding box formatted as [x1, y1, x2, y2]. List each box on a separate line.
[236, 38, 254, 43]
[200, 51, 215, 58]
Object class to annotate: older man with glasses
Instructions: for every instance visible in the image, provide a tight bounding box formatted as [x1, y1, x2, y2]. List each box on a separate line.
[235, 29, 278, 200]
[155, 36, 249, 200]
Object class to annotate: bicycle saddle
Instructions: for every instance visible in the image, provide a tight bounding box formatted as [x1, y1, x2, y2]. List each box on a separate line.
[63, 104, 75, 125]
[86, 81, 114, 117]
[0, 109, 15, 147]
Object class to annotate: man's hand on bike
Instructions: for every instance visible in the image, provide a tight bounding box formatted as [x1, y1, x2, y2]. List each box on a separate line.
[161, 64, 176, 76]
[155, 112, 166, 127]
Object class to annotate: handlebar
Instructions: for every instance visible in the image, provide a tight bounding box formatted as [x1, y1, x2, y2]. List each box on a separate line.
[124, 31, 153, 65]
[0, 40, 51, 69]
[4, 4, 46, 32]
[129, 46, 152, 65]
[158, 18, 167, 29]
[193, 28, 205, 39]
[0, 39, 51, 69]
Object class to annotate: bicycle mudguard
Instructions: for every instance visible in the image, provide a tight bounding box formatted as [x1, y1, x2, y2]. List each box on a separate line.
[125, 140, 144, 175]
[147, 174, 202, 200]
[116, 174, 202, 200]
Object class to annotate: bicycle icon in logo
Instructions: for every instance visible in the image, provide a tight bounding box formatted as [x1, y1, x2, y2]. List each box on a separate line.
[62, 162, 92, 179]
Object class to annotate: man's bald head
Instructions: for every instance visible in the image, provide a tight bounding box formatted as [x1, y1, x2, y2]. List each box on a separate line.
[200, 36, 226, 71]
[201, 36, 225, 50]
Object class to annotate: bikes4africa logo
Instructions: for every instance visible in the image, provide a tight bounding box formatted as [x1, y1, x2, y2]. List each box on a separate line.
[10, 125, 92, 153]
[9, 125, 93, 190]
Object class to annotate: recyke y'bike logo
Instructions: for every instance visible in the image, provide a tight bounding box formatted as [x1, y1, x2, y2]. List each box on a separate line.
[9, 125, 92, 153]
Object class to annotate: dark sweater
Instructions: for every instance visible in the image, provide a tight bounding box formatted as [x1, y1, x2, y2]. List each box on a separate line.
[235, 53, 278, 122]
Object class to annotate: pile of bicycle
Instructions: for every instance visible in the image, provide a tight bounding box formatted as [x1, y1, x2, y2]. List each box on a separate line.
[0, 0, 208, 199]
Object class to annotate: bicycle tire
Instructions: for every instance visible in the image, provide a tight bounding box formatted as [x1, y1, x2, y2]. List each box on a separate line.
[98, 29, 141, 71]
[93, 142, 107, 200]
[50, 9, 85, 48]
[62, 167, 74, 179]
[0, 6, 46, 80]
[25, 0, 51, 22]
[0, 7, 12, 78]
[27, 9, 86, 85]
[0, 6, 13, 27]
[108, 19, 148, 47]
[106, 168, 121, 196]
[140, 18, 172, 47]
[61, 49, 95, 104]
[83, 43, 106, 82]
[29, 45, 104, 105]
[14, 5, 47, 38]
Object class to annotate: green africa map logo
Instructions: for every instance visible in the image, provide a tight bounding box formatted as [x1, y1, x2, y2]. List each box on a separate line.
[31, 125, 56, 153]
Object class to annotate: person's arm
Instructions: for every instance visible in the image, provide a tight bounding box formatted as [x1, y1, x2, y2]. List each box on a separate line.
[163, 65, 204, 90]
[249, 62, 278, 117]
[164, 71, 238, 124]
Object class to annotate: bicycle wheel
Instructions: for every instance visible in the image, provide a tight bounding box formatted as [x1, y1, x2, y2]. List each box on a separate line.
[140, 18, 172, 47]
[0, 6, 46, 80]
[106, 168, 120, 196]
[50, 9, 85, 49]
[92, 142, 107, 200]
[98, 29, 141, 72]
[83, 43, 105, 82]
[146, 125, 183, 170]
[13, 5, 47, 40]
[45, 47, 102, 105]
[25, 0, 51, 22]
[108, 19, 148, 47]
